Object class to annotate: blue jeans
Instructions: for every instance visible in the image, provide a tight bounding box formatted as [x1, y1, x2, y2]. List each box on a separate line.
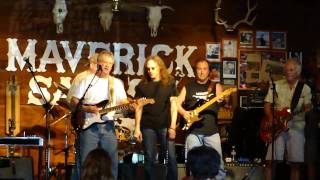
[79, 123, 118, 179]
[142, 128, 177, 180]
[185, 133, 226, 180]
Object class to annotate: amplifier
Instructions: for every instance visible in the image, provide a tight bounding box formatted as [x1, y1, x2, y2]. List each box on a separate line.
[239, 90, 266, 109]
[0, 136, 44, 147]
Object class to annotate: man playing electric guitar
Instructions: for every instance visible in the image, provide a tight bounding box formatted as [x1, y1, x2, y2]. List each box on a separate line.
[263, 59, 312, 180]
[177, 59, 226, 180]
[70, 51, 130, 179]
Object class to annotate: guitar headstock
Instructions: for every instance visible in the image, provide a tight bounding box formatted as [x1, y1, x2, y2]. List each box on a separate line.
[221, 88, 237, 96]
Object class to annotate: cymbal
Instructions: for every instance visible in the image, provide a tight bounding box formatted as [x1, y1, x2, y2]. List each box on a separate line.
[56, 98, 71, 110]
[53, 82, 69, 95]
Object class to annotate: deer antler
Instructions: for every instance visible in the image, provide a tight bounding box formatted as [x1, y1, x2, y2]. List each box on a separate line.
[215, 0, 257, 31]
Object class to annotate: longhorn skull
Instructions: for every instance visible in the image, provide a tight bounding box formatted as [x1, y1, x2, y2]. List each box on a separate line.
[52, 0, 68, 34]
[99, 3, 114, 32]
[144, 5, 174, 37]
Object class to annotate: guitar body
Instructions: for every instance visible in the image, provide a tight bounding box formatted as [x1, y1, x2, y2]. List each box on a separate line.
[260, 108, 291, 143]
[71, 100, 108, 132]
[72, 98, 154, 131]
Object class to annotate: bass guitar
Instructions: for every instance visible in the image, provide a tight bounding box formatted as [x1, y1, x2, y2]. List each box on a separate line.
[72, 98, 154, 131]
[182, 88, 237, 130]
[260, 107, 299, 143]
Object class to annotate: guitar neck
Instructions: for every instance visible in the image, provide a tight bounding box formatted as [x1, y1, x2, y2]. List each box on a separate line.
[194, 96, 219, 114]
[99, 103, 132, 115]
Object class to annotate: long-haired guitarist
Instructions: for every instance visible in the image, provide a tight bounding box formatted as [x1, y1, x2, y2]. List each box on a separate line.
[176, 59, 226, 180]
[263, 58, 312, 180]
[133, 55, 178, 180]
[70, 51, 130, 179]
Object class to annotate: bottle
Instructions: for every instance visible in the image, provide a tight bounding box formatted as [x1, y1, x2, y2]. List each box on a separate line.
[231, 145, 236, 162]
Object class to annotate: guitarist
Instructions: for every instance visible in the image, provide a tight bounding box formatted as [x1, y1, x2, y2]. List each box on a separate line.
[263, 58, 312, 180]
[70, 51, 130, 179]
[176, 59, 226, 180]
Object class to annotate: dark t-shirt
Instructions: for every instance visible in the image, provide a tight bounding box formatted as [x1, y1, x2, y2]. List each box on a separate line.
[184, 80, 219, 135]
[135, 80, 177, 129]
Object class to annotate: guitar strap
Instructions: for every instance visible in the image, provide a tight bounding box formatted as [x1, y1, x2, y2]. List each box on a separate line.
[290, 81, 304, 113]
[108, 76, 114, 106]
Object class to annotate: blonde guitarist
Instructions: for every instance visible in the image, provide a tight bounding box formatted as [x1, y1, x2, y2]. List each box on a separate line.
[70, 51, 130, 179]
[263, 59, 312, 180]
[177, 59, 226, 180]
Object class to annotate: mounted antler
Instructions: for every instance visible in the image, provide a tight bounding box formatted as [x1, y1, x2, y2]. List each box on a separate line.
[215, 0, 257, 31]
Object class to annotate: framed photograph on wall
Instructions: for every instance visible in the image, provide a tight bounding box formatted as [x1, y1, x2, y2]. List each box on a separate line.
[206, 42, 221, 62]
[210, 63, 221, 82]
[255, 31, 270, 49]
[271, 31, 286, 49]
[222, 38, 237, 58]
[239, 51, 261, 88]
[223, 60, 237, 78]
[223, 79, 235, 85]
[239, 30, 254, 48]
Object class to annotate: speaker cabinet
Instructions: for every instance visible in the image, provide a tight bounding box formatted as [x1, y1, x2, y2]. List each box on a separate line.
[225, 165, 264, 180]
[0, 156, 33, 180]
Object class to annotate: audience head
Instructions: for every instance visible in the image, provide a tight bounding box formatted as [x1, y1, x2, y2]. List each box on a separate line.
[81, 148, 113, 180]
[187, 145, 221, 180]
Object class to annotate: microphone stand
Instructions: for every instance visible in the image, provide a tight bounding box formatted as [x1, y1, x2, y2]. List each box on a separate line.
[25, 64, 54, 180]
[269, 71, 277, 179]
[73, 68, 101, 179]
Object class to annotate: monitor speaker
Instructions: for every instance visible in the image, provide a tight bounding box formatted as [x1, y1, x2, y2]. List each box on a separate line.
[0, 156, 33, 180]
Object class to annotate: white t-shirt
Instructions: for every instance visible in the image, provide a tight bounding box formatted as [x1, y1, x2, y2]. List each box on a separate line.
[73, 73, 127, 121]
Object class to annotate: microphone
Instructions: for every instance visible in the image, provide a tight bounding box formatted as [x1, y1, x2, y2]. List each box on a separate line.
[23, 57, 32, 68]
[97, 65, 102, 72]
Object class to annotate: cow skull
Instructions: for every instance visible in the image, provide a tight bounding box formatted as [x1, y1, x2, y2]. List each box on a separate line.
[215, 0, 257, 31]
[144, 5, 174, 37]
[52, 0, 68, 34]
[99, 3, 114, 32]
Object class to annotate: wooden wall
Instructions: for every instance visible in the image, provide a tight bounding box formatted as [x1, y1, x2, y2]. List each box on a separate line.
[0, 0, 319, 177]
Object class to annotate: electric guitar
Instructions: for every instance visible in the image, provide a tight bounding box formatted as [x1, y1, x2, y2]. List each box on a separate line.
[182, 88, 237, 130]
[72, 98, 154, 131]
[260, 107, 300, 143]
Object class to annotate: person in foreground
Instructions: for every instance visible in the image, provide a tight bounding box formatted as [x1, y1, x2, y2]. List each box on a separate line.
[263, 58, 312, 180]
[70, 50, 130, 179]
[81, 148, 113, 180]
[177, 59, 226, 180]
[183, 145, 221, 180]
[134, 55, 178, 180]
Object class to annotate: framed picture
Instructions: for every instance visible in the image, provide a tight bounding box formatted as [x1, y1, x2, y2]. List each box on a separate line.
[239, 51, 261, 88]
[223, 60, 237, 79]
[255, 31, 270, 49]
[223, 79, 235, 85]
[239, 30, 254, 48]
[271, 31, 286, 49]
[206, 42, 221, 62]
[210, 63, 221, 82]
[222, 38, 237, 58]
